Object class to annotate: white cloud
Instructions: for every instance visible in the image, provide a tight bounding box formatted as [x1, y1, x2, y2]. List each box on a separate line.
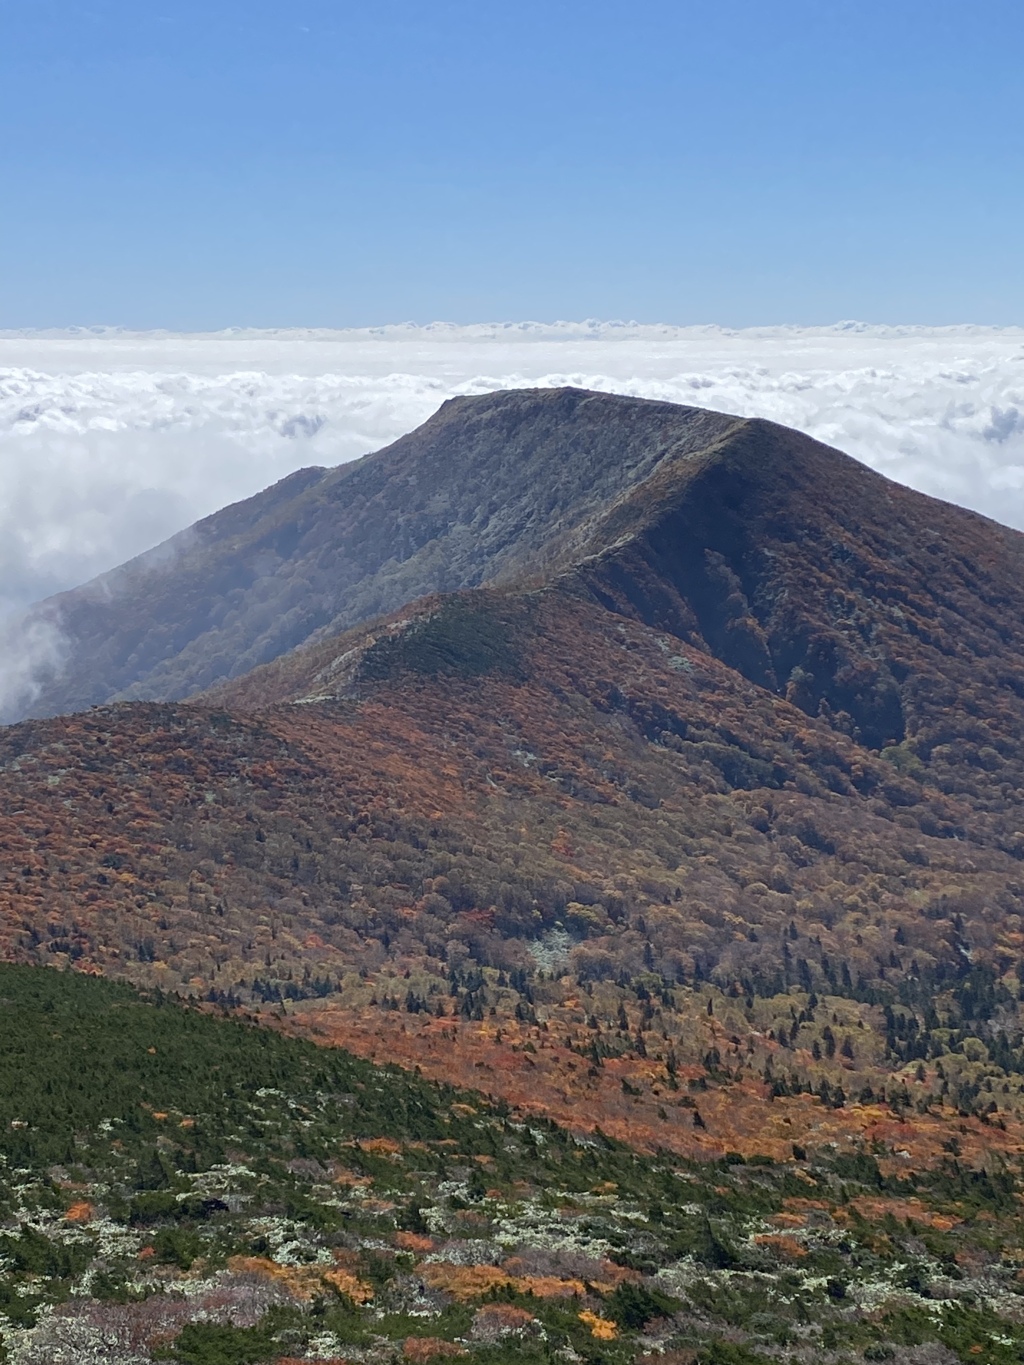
[0, 609, 65, 722]
[1, 321, 1023, 631]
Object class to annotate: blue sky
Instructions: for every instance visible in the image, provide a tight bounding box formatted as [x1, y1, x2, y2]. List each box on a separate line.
[2, 0, 1022, 328]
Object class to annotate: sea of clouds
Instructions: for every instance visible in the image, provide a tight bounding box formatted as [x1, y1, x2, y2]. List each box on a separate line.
[1, 320, 1023, 710]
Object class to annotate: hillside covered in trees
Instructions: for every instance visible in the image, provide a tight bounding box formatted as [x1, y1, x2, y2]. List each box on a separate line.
[4, 963, 1024, 1365]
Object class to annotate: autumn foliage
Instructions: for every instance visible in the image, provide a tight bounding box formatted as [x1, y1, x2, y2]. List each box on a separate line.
[7, 399, 1024, 1174]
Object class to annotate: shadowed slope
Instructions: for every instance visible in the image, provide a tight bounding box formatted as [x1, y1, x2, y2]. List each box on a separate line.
[570, 417, 1024, 748]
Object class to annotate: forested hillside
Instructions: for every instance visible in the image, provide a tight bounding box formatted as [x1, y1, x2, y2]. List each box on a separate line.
[4, 964, 1024, 1365]
[5, 583, 1024, 1166]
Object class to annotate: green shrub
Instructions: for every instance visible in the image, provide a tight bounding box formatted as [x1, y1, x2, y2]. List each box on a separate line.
[605, 1281, 677, 1329]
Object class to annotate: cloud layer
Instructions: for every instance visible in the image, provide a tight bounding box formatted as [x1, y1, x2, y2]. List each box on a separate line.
[2, 321, 1023, 632]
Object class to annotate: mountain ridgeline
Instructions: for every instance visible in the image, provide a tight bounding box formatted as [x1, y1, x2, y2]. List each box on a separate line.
[15, 389, 738, 718]
[16, 388, 1024, 760]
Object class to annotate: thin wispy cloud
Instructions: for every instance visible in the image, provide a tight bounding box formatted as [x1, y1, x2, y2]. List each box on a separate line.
[1, 322, 1023, 631]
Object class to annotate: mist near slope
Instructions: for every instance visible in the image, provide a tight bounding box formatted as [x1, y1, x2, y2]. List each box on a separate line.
[1, 321, 1022, 714]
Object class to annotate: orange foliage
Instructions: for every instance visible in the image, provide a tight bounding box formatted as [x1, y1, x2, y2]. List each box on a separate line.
[753, 1234, 807, 1259]
[5, 571, 1024, 1174]
[227, 1255, 374, 1303]
[323, 1267, 375, 1303]
[280, 1004, 1024, 1171]
[403, 1338, 467, 1362]
[579, 1310, 618, 1340]
[471, 1305, 538, 1339]
[419, 1262, 587, 1302]
[353, 1137, 403, 1155]
[845, 1197, 963, 1231]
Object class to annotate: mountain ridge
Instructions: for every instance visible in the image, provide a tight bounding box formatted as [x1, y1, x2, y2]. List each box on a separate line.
[19, 386, 1024, 763]
[197, 397, 1024, 761]
[13, 388, 742, 720]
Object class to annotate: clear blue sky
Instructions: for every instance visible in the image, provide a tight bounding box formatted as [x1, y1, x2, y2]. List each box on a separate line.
[2, 0, 1021, 328]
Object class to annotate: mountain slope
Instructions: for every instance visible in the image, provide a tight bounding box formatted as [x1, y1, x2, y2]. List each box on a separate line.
[9, 964, 1024, 1365]
[569, 415, 1024, 749]
[23, 386, 1024, 774]
[14, 389, 740, 719]
[211, 403, 1024, 771]
[13, 392, 1024, 1363]
[5, 579, 1024, 1164]
[5, 390, 1024, 1166]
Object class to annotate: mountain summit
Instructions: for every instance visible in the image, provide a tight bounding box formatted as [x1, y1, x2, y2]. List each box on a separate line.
[14, 389, 739, 718]
[17, 387, 1024, 760]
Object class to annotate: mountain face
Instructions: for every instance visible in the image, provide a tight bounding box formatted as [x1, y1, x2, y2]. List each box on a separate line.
[211, 402, 1024, 765]
[6, 388, 1024, 1167]
[19, 388, 1024, 770]
[15, 388, 740, 719]
[10, 389, 1024, 1365]
[570, 413, 1024, 751]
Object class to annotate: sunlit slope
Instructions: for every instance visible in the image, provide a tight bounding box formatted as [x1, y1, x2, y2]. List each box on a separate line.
[8, 963, 1024, 1365]
[4, 574, 1024, 1163]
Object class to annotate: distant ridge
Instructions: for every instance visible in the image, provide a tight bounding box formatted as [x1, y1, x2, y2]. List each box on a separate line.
[13, 389, 740, 718]
[14, 388, 1024, 764]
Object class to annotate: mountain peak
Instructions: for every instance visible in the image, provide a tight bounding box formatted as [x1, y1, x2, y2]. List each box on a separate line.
[8, 388, 1024, 750]
[7, 388, 1024, 1210]
[8, 389, 741, 719]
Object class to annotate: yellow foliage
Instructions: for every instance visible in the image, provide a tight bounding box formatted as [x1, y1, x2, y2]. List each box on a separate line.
[227, 1255, 373, 1303]
[420, 1265, 510, 1300]
[323, 1266, 375, 1302]
[579, 1310, 618, 1340]
[419, 1262, 586, 1302]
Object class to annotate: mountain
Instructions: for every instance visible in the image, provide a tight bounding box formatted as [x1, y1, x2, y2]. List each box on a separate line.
[215, 401, 1024, 761]
[19, 387, 1024, 768]
[5, 389, 1024, 1165]
[8, 388, 1024, 1359]
[14, 389, 739, 719]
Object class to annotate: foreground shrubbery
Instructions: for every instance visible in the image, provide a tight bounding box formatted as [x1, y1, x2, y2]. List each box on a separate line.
[2, 964, 1024, 1364]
